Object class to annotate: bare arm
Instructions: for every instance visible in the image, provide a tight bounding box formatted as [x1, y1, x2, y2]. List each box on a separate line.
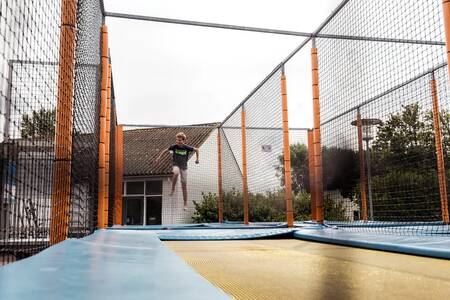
[194, 148, 199, 164]
[156, 148, 170, 162]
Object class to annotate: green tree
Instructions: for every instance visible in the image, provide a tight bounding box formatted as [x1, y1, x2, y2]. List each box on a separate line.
[277, 143, 309, 194]
[368, 103, 450, 221]
[21, 108, 55, 139]
[192, 190, 348, 223]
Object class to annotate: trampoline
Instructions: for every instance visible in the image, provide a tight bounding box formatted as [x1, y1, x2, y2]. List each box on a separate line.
[2, 224, 450, 300]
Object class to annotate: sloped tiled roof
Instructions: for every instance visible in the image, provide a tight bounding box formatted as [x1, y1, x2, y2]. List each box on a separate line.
[123, 124, 218, 176]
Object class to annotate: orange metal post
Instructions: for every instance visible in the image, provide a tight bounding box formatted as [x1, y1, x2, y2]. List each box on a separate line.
[98, 25, 109, 229]
[311, 40, 324, 223]
[442, 1, 450, 222]
[50, 0, 78, 245]
[241, 106, 249, 225]
[430, 75, 449, 223]
[307, 130, 317, 221]
[217, 128, 224, 222]
[356, 109, 368, 221]
[114, 125, 124, 225]
[104, 64, 112, 226]
[443, 1, 450, 80]
[281, 67, 294, 227]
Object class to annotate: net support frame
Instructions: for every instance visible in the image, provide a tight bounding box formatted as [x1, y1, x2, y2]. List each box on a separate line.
[98, 25, 109, 229]
[307, 129, 317, 221]
[114, 125, 123, 225]
[430, 73, 449, 224]
[217, 129, 224, 223]
[311, 39, 324, 223]
[105, 64, 112, 225]
[443, 0, 450, 81]
[241, 106, 249, 225]
[50, 0, 78, 245]
[280, 67, 294, 227]
[356, 109, 369, 222]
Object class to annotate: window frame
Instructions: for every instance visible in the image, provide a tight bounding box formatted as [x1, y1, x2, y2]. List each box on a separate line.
[123, 179, 164, 225]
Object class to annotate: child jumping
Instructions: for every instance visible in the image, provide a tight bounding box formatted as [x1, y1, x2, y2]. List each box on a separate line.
[156, 132, 199, 210]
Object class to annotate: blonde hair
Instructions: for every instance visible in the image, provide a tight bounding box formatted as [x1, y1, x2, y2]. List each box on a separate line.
[176, 132, 186, 141]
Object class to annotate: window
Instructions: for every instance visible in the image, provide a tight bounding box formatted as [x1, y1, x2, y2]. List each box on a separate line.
[146, 181, 162, 195]
[146, 196, 162, 225]
[123, 197, 143, 225]
[126, 182, 144, 195]
[122, 180, 163, 225]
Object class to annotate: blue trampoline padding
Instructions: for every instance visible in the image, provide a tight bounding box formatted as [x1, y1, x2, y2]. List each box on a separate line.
[110, 223, 208, 230]
[110, 222, 290, 230]
[111, 222, 312, 231]
[157, 228, 297, 240]
[294, 228, 450, 259]
[203, 222, 288, 229]
[0, 230, 231, 300]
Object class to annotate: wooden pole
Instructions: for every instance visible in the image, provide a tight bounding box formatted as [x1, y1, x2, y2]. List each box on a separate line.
[217, 128, 223, 222]
[442, 0, 450, 81]
[311, 39, 324, 223]
[307, 129, 316, 221]
[241, 106, 249, 225]
[356, 109, 368, 221]
[98, 25, 109, 229]
[50, 0, 78, 245]
[114, 124, 124, 225]
[430, 74, 449, 224]
[104, 64, 111, 226]
[281, 67, 294, 227]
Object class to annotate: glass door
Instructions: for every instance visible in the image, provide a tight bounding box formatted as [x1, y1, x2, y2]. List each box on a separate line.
[145, 181, 163, 225]
[146, 196, 162, 225]
[123, 196, 143, 225]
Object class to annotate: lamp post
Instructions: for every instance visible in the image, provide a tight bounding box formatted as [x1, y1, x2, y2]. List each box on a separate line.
[351, 117, 381, 221]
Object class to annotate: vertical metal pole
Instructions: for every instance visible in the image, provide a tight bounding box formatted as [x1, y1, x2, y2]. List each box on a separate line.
[98, 25, 109, 229]
[311, 38, 324, 223]
[50, 0, 78, 245]
[217, 128, 223, 222]
[241, 106, 249, 225]
[366, 139, 374, 220]
[3, 62, 13, 141]
[430, 73, 449, 224]
[307, 129, 317, 221]
[104, 64, 111, 226]
[281, 66, 294, 227]
[441, 0, 450, 224]
[114, 124, 123, 225]
[442, 0, 450, 80]
[356, 109, 368, 221]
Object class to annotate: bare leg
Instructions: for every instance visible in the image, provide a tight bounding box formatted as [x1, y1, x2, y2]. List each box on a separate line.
[170, 173, 178, 196]
[181, 182, 188, 209]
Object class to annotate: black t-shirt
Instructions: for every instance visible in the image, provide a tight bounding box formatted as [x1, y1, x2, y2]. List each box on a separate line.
[168, 144, 194, 170]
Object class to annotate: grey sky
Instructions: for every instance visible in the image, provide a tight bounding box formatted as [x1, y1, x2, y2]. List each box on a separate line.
[104, 0, 343, 128]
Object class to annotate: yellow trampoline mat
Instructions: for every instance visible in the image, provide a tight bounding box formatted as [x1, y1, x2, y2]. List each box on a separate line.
[165, 239, 450, 300]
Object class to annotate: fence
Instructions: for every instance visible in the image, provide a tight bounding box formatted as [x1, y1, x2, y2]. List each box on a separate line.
[188, 0, 450, 234]
[0, 0, 119, 265]
[2, 0, 450, 267]
[119, 123, 308, 226]
[117, 0, 450, 235]
[316, 0, 450, 235]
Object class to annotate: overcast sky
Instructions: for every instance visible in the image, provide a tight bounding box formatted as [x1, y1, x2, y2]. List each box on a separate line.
[104, 0, 343, 128]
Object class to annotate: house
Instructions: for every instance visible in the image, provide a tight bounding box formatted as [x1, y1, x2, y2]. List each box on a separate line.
[122, 124, 219, 225]
[0, 134, 99, 240]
